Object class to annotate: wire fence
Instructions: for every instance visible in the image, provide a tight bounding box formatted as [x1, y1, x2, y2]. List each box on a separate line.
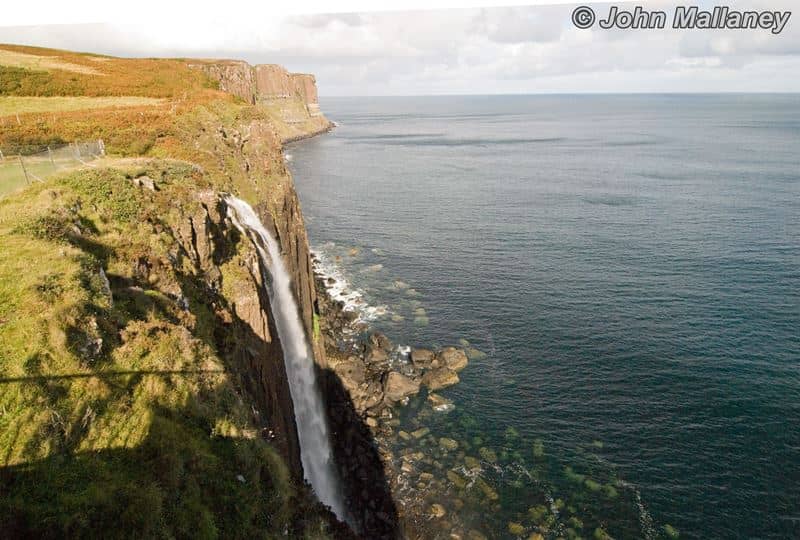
[0, 140, 105, 197]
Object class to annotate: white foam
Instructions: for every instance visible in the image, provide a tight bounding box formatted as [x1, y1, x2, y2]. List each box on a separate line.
[312, 248, 389, 324]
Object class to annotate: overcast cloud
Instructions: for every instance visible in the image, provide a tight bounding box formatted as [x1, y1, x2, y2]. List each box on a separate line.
[1, 1, 798, 95]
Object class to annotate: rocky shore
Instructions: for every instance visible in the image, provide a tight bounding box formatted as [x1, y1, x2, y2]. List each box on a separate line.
[312, 257, 506, 540]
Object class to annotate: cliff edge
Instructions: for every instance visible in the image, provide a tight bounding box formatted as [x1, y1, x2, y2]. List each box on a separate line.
[0, 44, 352, 539]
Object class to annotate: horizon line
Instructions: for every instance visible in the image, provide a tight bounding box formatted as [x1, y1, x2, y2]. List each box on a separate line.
[320, 91, 800, 98]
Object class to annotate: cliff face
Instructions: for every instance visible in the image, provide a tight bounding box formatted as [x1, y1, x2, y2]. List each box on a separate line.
[196, 61, 324, 124]
[0, 47, 352, 538]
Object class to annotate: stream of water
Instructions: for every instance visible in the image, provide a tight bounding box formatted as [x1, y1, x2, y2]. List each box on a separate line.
[225, 196, 347, 521]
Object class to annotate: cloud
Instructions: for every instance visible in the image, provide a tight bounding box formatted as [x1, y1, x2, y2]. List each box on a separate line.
[0, 3, 798, 95]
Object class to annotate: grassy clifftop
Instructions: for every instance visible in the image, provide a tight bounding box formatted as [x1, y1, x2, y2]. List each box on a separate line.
[0, 45, 339, 538]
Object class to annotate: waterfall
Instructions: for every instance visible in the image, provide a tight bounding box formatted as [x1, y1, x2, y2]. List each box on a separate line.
[225, 196, 347, 520]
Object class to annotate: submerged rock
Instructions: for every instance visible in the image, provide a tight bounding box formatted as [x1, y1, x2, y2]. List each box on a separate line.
[411, 427, 430, 439]
[430, 503, 447, 519]
[427, 393, 454, 412]
[447, 469, 467, 489]
[464, 456, 481, 470]
[478, 447, 498, 463]
[422, 367, 460, 391]
[473, 477, 499, 501]
[508, 522, 525, 536]
[384, 372, 420, 403]
[465, 347, 488, 360]
[437, 347, 469, 372]
[439, 437, 459, 451]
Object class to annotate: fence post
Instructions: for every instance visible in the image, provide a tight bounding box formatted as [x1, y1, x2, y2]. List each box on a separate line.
[48, 146, 55, 169]
[18, 156, 30, 185]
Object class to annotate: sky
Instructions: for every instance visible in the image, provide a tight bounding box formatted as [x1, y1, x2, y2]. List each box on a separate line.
[1, 1, 799, 96]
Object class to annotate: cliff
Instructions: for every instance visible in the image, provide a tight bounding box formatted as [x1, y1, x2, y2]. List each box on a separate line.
[194, 60, 327, 138]
[0, 45, 352, 538]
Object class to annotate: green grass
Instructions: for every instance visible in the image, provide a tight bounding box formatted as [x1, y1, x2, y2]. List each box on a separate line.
[0, 163, 333, 538]
[0, 96, 165, 115]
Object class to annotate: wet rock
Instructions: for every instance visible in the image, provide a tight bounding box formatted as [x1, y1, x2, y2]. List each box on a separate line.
[464, 456, 481, 470]
[532, 438, 545, 458]
[508, 522, 525, 536]
[528, 534, 544, 540]
[663, 524, 680, 539]
[465, 347, 488, 360]
[478, 447, 498, 463]
[594, 528, 613, 540]
[419, 472, 434, 482]
[439, 438, 459, 451]
[422, 367, 460, 391]
[428, 393, 455, 412]
[474, 477, 499, 501]
[411, 348, 435, 368]
[384, 371, 420, 403]
[447, 470, 467, 489]
[398, 430, 412, 441]
[438, 347, 469, 372]
[368, 331, 393, 351]
[467, 530, 488, 540]
[430, 503, 447, 519]
[365, 417, 378, 428]
[411, 427, 430, 439]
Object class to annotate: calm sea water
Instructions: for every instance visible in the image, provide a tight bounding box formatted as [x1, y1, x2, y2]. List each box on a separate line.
[288, 95, 800, 539]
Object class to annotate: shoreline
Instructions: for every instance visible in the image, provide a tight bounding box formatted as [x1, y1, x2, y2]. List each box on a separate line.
[311, 254, 497, 539]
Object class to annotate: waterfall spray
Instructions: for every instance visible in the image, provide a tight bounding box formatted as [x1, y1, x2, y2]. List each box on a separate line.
[225, 196, 347, 520]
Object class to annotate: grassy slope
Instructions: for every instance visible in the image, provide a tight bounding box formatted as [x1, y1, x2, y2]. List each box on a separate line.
[0, 45, 334, 538]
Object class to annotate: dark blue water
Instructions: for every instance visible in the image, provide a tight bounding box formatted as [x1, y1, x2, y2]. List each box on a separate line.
[288, 95, 800, 539]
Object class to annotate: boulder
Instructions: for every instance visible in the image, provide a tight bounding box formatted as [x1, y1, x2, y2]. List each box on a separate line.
[132, 175, 156, 191]
[430, 503, 447, 519]
[438, 347, 468, 372]
[427, 393, 454, 412]
[422, 367, 460, 391]
[384, 372, 420, 402]
[410, 348, 435, 368]
[333, 356, 366, 391]
[368, 331, 393, 351]
[439, 438, 459, 451]
[366, 347, 389, 365]
[411, 427, 430, 439]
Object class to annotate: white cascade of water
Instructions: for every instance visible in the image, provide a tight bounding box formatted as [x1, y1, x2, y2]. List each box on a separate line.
[225, 195, 347, 520]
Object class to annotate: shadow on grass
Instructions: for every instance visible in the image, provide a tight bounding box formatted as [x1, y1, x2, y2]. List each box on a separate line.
[3, 195, 399, 538]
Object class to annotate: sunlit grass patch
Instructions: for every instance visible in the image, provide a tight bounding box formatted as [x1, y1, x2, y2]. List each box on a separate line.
[0, 96, 165, 116]
[0, 47, 101, 75]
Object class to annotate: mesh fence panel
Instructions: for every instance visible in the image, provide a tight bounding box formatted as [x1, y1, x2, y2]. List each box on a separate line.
[0, 140, 105, 196]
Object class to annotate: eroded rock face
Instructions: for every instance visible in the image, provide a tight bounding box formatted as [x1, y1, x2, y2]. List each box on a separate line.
[384, 372, 421, 403]
[196, 61, 320, 109]
[195, 60, 257, 104]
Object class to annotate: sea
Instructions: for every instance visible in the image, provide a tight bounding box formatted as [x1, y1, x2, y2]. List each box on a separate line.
[287, 94, 800, 539]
